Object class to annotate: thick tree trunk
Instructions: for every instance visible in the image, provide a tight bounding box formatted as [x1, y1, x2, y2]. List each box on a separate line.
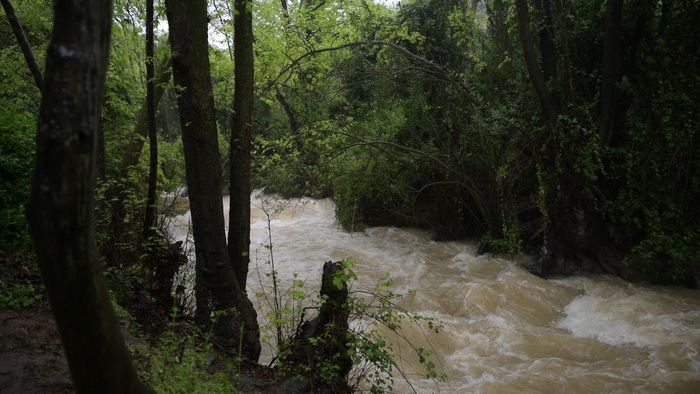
[143, 0, 158, 237]
[515, 0, 558, 128]
[26, 0, 150, 392]
[229, 0, 255, 290]
[599, 0, 623, 145]
[0, 0, 43, 92]
[164, 0, 260, 361]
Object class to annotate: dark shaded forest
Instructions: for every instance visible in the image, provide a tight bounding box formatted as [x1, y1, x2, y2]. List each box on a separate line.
[1, 0, 699, 392]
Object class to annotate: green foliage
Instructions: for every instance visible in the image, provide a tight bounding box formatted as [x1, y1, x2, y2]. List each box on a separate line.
[479, 231, 522, 256]
[133, 326, 234, 394]
[0, 2, 46, 251]
[625, 231, 700, 285]
[269, 259, 445, 393]
[0, 281, 42, 310]
[0, 252, 42, 310]
[0, 107, 35, 252]
[247, 0, 700, 284]
[253, 123, 341, 198]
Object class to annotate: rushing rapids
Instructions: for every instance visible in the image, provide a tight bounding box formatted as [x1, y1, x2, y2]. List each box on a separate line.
[167, 194, 700, 393]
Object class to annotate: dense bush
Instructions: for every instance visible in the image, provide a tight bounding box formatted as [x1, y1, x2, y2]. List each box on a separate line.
[0, 107, 35, 252]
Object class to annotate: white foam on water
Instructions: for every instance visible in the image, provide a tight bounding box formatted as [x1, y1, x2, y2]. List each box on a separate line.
[556, 282, 700, 348]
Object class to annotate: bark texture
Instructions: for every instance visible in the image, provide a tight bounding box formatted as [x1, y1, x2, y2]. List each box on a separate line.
[0, 0, 43, 91]
[229, 0, 255, 289]
[26, 0, 150, 392]
[164, 0, 260, 361]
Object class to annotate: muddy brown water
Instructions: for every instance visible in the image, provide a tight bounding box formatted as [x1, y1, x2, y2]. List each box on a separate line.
[167, 194, 700, 393]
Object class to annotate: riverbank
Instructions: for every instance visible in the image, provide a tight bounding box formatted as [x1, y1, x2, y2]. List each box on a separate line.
[0, 303, 286, 393]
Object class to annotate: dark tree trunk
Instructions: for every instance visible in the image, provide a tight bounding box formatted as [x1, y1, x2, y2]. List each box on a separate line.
[534, 0, 560, 111]
[515, 0, 558, 128]
[26, 0, 150, 392]
[534, 0, 557, 82]
[280, 0, 290, 18]
[552, 0, 575, 102]
[599, 0, 623, 145]
[275, 89, 300, 135]
[282, 261, 352, 393]
[143, 0, 158, 237]
[229, 0, 255, 290]
[659, 0, 670, 35]
[0, 0, 43, 92]
[164, 0, 260, 361]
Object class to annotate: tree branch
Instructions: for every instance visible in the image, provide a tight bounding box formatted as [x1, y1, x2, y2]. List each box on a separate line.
[1, 0, 43, 92]
[264, 40, 473, 98]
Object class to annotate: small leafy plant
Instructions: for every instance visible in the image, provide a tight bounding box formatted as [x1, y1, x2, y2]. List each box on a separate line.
[132, 324, 235, 394]
[0, 281, 42, 310]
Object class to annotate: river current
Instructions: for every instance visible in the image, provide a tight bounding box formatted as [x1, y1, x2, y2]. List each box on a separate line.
[167, 194, 700, 393]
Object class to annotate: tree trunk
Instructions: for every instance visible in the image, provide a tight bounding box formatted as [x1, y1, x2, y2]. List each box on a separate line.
[534, 0, 560, 111]
[164, 0, 260, 361]
[280, 0, 290, 18]
[599, 0, 623, 145]
[229, 0, 255, 290]
[282, 261, 352, 393]
[515, 0, 558, 128]
[0, 0, 43, 92]
[275, 89, 300, 135]
[535, 0, 557, 82]
[143, 0, 158, 237]
[26, 0, 150, 392]
[552, 0, 575, 102]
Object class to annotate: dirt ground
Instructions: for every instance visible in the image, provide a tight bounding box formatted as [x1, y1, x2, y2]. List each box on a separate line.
[0, 307, 74, 393]
[0, 306, 286, 394]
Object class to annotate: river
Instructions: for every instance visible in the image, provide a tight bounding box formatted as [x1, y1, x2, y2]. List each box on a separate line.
[167, 193, 700, 393]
